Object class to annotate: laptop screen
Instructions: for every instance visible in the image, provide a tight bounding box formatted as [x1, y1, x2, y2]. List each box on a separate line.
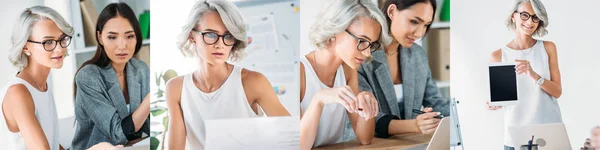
[489, 65, 517, 101]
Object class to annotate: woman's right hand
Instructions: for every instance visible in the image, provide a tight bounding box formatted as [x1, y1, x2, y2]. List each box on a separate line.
[415, 107, 441, 135]
[485, 101, 503, 110]
[314, 86, 359, 113]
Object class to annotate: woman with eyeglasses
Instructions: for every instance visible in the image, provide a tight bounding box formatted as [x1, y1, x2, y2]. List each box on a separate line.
[299, 0, 391, 149]
[0, 6, 121, 150]
[485, 0, 563, 149]
[356, 0, 449, 139]
[72, 3, 151, 149]
[165, 1, 291, 149]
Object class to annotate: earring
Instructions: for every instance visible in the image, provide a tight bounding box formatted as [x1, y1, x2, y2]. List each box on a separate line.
[24, 52, 31, 56]
[330, 37, 335, 41]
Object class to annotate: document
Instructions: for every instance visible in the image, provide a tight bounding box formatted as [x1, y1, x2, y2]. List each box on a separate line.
[205, 116, 300, 149]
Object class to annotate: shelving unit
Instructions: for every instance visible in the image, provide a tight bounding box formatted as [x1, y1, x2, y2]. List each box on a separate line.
[424, 21, 451, 98]
[431, 21, 450, 29]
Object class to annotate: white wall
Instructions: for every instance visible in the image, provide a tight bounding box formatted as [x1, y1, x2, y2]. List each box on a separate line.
[451, 0, 600, 149]
[0, 0, 43, 86]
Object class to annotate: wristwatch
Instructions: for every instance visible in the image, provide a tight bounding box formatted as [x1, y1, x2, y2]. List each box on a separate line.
[536, 77, 545, 86]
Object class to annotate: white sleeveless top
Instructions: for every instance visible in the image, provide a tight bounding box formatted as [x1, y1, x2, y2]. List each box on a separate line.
[0, 77, 59, 150]
[394, 84, 403, 103]
[300, 56, 348, 147]
[179, 65, 258, 150]
[501, 40, 563, 146]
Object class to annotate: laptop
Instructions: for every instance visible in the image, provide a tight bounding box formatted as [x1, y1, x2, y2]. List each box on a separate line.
[489, 62, 520, 106]
[406, 117, 450, 150]
[508, 123, 571, 150]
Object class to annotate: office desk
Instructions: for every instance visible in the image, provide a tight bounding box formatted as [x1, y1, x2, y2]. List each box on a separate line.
[313, 133, 432, 150]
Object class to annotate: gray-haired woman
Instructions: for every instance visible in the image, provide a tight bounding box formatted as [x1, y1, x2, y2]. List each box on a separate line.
[165, 0, 291, 149]
[485, 0, 563, 149]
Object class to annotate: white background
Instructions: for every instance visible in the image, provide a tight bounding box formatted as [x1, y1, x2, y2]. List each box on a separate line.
[451, 0, 600, 149]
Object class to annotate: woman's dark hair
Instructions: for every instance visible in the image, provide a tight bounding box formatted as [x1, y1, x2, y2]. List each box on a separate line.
[382, 0, 437, 35]
[74, 3, 142, 97]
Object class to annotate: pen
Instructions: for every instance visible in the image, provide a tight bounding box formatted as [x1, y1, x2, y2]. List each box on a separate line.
[412, 109, 444, 119]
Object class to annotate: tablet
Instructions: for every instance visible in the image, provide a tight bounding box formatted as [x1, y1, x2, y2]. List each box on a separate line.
[488, 62, 519, 106]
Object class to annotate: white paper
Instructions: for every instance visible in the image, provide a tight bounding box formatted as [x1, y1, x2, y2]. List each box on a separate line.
[118, 138, 150, 150]
[205, 116, 300, 150]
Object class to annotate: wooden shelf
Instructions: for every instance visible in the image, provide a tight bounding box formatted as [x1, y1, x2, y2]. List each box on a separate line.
[431, 21, 450, 29]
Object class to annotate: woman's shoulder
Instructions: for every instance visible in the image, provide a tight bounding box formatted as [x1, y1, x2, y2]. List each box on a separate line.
[541, 40, 556, 50]
[3, 83, 35, 113]
[410, 43, 426, 54]
[408, 44, 429, 60]
[540, 40, 557, 56]
[241, 68, 268, 85]
[129, 58, 149, 72]
[76, 64, 102, 80]
[166, 75, 185, 95]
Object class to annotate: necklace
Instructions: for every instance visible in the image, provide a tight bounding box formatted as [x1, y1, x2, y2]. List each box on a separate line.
[196, 64, 231, 100]
[512, 40, 536, 56]
[116, 71, 125, 78]
[386, 50, 399, 56]
[23, 69, 46, 92]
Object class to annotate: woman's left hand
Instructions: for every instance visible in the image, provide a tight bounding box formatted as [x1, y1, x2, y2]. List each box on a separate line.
[515, 59, 540, 80]
[355, 91, 379, 120]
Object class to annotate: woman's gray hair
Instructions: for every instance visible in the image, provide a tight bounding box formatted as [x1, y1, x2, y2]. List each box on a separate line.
[309, 0, 391, 51]
[9, 6, 74, 71]
[506, 0, 548, 37]
[176, 0, 247, 62]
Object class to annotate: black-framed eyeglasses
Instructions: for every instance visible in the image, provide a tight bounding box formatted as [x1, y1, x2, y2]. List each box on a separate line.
[192, 29, 237, 46]
[27, 35, 72, 51]
[345, 30, 380, 52]
[514, 11, 540, 23]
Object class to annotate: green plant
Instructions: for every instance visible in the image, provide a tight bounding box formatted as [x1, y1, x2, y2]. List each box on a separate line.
[150, 69, 177, 150]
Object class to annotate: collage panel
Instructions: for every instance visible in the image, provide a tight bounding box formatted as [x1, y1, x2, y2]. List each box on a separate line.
[151, 0, 300, 149]
[451, 0, 600, 149]
[299, 0, 451, 149]
[0, 0, 151, 149]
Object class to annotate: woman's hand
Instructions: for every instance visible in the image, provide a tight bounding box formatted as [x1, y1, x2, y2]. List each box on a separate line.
[515, 59, 540, 80]
[87, 142, 123, 150]
[315, 86, 359, 113]
[592, 126, 600, 149]
[415, 107, 441, 135]
[355, 91, 378, 120]
[485, 101, 503, 110]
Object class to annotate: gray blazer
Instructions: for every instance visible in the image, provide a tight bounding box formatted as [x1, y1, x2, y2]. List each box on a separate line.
[72, 58, 150, 149]
[346, 44, 449, 139]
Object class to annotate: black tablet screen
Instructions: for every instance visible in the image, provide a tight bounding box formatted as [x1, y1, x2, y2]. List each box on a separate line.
[489, 65, 517, 101]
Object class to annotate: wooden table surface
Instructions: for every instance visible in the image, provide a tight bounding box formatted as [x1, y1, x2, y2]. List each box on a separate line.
[313, 133, 432, 150]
